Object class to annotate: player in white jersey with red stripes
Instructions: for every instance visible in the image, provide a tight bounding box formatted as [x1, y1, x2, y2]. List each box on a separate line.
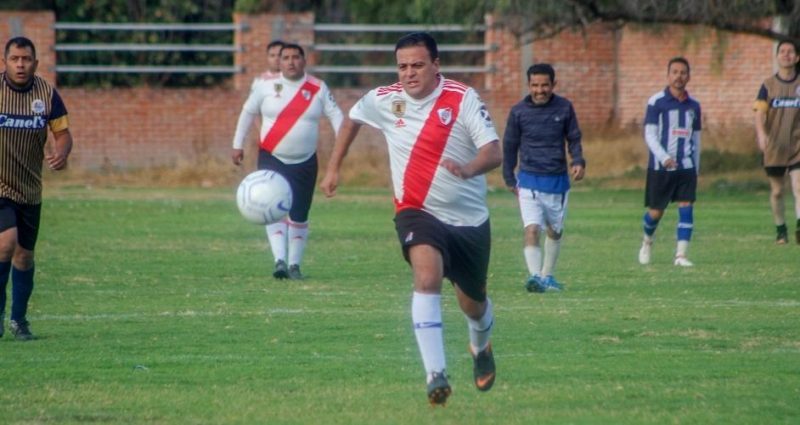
[252, 40, 284, 86]
[232, 43, 343, 280]
[321, 32, 501, 406]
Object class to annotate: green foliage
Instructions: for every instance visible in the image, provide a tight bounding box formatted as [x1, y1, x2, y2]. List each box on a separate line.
[0, 0, 51, 10]
[54, 0, 235, 88]
[0, 186, 797, 423]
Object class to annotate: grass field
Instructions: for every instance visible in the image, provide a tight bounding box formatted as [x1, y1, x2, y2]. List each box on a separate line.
[0, 185, 798, 424]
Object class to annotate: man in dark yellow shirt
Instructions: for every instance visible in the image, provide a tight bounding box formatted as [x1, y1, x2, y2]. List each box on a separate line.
[0, 36, 73, 340]
[754, 40, 800, 245]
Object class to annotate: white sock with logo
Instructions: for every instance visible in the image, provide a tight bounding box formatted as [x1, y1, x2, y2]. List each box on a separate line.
[412, 292, 446, 379]
[467, 298, 493, 354]
[287, 221, 308, 266]
[266, 220, 288, 263]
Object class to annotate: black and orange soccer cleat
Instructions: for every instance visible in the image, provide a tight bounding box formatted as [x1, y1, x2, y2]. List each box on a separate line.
[470, 343, 496, 392]
[426, 371, 451, 406]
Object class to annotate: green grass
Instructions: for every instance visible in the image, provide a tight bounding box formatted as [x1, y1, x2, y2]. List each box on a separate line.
[0, 186, 798, 424]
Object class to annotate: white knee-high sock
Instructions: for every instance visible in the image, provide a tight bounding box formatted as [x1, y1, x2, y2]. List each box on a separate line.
[287, 221, 309, 266]
[265, 219, 288, 263]
[412, 292, 446, 376]
[541, 236, 561, 277]
[467, 298, 494, 353]
[523, 245, 542, 277]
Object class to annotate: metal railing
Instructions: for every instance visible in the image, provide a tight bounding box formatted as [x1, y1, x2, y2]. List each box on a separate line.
[310, 23, 494, 75]
[53, 22, 244, 74]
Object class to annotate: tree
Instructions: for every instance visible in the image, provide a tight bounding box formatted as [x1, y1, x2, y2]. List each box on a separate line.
[489, 0, 800, 45]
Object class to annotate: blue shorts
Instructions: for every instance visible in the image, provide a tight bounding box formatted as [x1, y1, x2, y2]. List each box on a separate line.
[257, 150, 317, 223]
[0, 198, 42, 251]
[393, 208, 490, 302]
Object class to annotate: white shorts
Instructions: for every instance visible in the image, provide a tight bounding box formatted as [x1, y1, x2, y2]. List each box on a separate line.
[517, 188, 569, 233]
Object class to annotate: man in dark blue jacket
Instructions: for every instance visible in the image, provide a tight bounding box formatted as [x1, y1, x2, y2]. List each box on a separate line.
[503, 63, 585, 293]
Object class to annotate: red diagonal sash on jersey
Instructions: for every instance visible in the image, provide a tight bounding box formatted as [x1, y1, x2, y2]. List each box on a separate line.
[395, 89, 464, 211]
[260, 80, 321, 153]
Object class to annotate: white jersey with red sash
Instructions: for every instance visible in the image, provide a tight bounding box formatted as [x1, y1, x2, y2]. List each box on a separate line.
[350, 76, 499, 226]
[232, 73, 343, 164]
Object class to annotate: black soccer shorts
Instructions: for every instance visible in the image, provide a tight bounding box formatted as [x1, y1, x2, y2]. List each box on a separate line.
[0, 198, 42, 251]
[394, 208, 491, 302]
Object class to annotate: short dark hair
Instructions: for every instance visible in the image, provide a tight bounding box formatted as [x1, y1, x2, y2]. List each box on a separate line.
[4, 36, 36, 59]
[395, 32, 438, 61]
[267, 40, 285, 52]
[776, 39, 798, 55]
[527, 63, 555, 83]
[280, 43, 305, 58]
[667, 57, 690, 74]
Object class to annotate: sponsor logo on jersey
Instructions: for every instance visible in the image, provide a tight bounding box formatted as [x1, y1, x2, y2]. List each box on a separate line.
[395, 118, 406, 128]
[392, 100, 406, 117]
[771, 97, 800, 108]
[479, 104, 494, 127]
[0, 114, 47, 130]
[31, 99, 45, 114]
[437, 107, 453, 126]
[671, 127, 691, 138]
[404, 231, 414, 243]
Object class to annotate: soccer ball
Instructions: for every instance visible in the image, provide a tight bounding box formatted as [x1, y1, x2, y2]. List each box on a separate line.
[236, 170, 292, 225]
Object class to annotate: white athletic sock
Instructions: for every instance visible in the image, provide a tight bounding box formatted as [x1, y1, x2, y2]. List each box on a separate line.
[467, 298, 494, 354]
[266, 220, 288, 263]
[676, 240, 689, 258]
[523, 245, 542, 277]
[287, 221, 309, 266]
[541, 236, 561, 277]
[412, 292, 446, 376]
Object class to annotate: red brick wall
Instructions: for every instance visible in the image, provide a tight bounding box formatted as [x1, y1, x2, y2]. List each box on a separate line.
[0, 11, 779, 169]
[617, 25, 774, 129]
[0, 11, 55, 83]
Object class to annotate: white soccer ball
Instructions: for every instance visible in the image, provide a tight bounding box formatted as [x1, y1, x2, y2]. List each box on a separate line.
[236, 170, 292, 225]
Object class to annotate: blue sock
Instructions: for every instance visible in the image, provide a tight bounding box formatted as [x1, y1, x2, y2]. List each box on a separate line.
[11, 266, 34, 322]
[677, 205, 694, 241]
[0, 261, 10, 318]
[643, 212, 660, 237]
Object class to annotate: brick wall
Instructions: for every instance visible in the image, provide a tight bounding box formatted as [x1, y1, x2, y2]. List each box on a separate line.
[0, 10, 779, 170]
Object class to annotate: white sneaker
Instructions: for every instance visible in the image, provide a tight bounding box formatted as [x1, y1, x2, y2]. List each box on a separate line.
[638, 239, 652, 265]
[673, 255, 694, 267]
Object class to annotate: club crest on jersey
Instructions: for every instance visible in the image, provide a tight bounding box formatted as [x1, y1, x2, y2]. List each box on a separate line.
[31, 99, 45, 114]
[274, 83, 283, 97]
[392, 100, 406, 117]
[302, 89, 311, 101]
[437, 107, 453, 126]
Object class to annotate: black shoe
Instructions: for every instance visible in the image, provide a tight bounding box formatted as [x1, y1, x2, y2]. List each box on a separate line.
[288, 264, 303, 280]
[426, 371, 451, 406]
[273, 260, 289, 279]
[777, 232, 789, 245]
[0, 313, 4, 338]
[470, 343, 496, 391]
[796, 229, 800, 245]
[10, 320, 34, 341]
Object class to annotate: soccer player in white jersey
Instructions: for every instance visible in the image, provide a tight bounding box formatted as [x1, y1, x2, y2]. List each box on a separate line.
[320, 32, 501, 406]
[254, 40, 284, 83]
[232, 43, 343, 280]
[638, 57, 702, 267]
